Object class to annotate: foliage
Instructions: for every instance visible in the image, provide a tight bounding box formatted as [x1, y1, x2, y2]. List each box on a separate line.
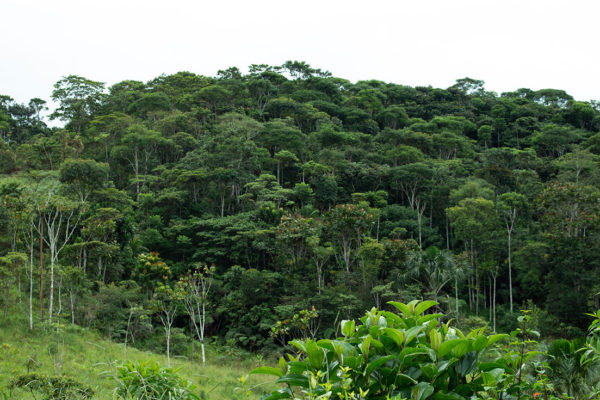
[9, 373, 94, 399]
[4, 65, 600, 377]
[251, 300, 510, 399]
[112, 360, 200, 400]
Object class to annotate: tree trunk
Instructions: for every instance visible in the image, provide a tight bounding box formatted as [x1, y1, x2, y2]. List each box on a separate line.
[493, 273, 497, 332]
[29, 229, 34, 331]
[166, 328, 171, 368]
[49, 255, 55, 323]
[508, 227, 513, 313]
[455, 276, 459, 320]
[40, 221, 44, 322]
[70, 291, 75, 324]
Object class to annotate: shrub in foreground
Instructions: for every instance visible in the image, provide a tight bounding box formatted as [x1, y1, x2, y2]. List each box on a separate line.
[250, 300, 513, 399]
[249, 300, 600, 399]
[112, 360, 199, 400]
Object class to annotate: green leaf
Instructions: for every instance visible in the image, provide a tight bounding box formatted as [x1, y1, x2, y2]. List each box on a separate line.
[250, 366, 284, 377]
[287, 361, 311, 374]
[487, 333, 508, 346]
[472, 336, 489, 352]
[414, 300, 438, 316]
[429, 329, 442, 351]
[456, 351, 478, 377]
[382, 328, 405, 347]
[289, 340, 306, 353]
[479, 361, 508, 372]
[395, 373, 418, 386]
[276, 374, 309, 388]
[452, 340, 470, 358]
[278, 357, 288, 375]
[344, 355, 360, 369]
[437, 339, 465, 358]
[412, 382, 434, 400]
[405, 325, 425, 345]
[306, 340, 325, 369]
[388, 301, 412, 316]
[365, 355, 395, 376]
[361, 335, 373, 361]
[418, 313, 444, 324]
[341, 320, 356, 338]
[420, 363, 438, 380]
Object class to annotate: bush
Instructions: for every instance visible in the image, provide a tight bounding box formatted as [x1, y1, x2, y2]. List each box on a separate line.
[112, 360, 199, 400]
[248, 300, 509, 399]
[9, 373, 94, 399]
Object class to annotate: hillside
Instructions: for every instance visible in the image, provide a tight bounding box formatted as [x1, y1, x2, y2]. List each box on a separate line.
[1, 62, 600, 366]
[0, 313, 272, 399]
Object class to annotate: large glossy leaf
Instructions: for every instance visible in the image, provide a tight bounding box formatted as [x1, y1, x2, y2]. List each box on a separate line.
[456, 351, 478, 377]
[382, 328, 405, 347]
[341, 319, 355, 337]
[360, 335, 373, 362]
[365, 355, 395, 376]
[418, 313, 444, 325]
[276, 374, 309, 388]
[429, 329, 442, 351]
[414, 300, 439, 316]
[388, 301, 412, 316]
[412, 382, 434, 400]
[472, 336, 489, 352]
[395, 373, 418, 386]
[306, 340, 325, 369]
[437, 339, 465, 358]
[420, 363, 438, 380]
[405, 325, 425, 345]
[250, 366, 283, 377]
[287, 361, 311, 374]
[487, 333, 509, 346]
[381, 311, 404, 327]
[289, 340, 306, 353]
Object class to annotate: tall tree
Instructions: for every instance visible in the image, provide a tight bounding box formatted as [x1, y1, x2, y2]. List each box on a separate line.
[497, 192, 527, 313]
[50, 75, 106, 133]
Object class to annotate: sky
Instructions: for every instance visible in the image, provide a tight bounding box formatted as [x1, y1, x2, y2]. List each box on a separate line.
[2, 0, 600, 120]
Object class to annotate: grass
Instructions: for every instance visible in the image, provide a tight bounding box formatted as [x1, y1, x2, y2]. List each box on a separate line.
[0, 311, 276, 399]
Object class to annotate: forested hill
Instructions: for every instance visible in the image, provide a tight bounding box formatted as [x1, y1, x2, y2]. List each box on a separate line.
[1, 61, 600, 350]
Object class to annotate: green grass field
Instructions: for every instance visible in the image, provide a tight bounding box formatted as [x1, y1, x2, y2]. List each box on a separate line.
[0, 312, 276, 399]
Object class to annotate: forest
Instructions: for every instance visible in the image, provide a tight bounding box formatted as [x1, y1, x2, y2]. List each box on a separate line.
[1, 61, 600, 398]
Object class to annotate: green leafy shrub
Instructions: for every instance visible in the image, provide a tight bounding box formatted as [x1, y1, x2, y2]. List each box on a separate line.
[249, 300, 509, 399]
[112, 360, 199, 399]
[9, 373, 94, 399]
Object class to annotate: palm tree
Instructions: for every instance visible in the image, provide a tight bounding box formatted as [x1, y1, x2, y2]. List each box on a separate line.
[407, 246, 456, 307]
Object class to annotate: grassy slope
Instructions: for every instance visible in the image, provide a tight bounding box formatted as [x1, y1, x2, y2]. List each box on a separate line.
[0, 313, 275, 399]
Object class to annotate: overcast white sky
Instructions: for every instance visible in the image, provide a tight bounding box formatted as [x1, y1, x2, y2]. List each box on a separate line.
[2, 0, 599, 118]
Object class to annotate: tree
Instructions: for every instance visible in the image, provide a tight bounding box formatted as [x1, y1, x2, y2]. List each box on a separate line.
[35, 179, 84, 323]
[151, 283, 183, 367]
[497, 192, 528, 313]
[276, 213, 319, 272]
[446, 197, 499, 314]
[406, 247, 456, 305]
[59, 158, 109, 202]
[0, 252, 27, 318]
[554, 147, 600, 185]
[50, 75, 105, 133]
[112, 124, 170, 200]
[273, 150, 299, 186]
[531, 123, 582, 158]
[178, 265, 214, 367]
[60, 265, 89, 324]
[323, 204, 375, 274]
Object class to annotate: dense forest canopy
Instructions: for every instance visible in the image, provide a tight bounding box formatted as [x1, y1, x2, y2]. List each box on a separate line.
[1, 61, 600, 354]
